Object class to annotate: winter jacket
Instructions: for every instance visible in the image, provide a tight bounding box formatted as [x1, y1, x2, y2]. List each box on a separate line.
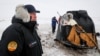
[0, 5, 43, 56]
[60, 13, 77, 26]
[0, 17, 43, 56]
[67, 13, 77, 26]
[52, 17, 58, 27]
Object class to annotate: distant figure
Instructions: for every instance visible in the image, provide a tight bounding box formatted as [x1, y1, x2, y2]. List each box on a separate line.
[60, 13, 77, 26]
[66, 13, 77, 26]
[51, 16, 58, 33]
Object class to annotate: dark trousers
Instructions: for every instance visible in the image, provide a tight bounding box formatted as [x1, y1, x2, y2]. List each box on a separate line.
[52, 26, 56, 33]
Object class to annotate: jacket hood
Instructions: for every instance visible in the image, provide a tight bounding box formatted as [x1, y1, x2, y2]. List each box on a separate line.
[15, 5, 30, 23]
[12, 16, 23, 23]
[67, 13, 73, 19]
[61, 13, 73, 20]
[12, 16, 37, 33]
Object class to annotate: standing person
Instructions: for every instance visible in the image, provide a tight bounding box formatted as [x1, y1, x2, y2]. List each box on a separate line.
[0, 4, 43, 56]
[51, 16, 58, 33]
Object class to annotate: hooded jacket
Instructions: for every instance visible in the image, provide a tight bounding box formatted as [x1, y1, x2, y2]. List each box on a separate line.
[0, 5, 43, 56]
[67, 13, 77, 26]
[60, 13, 77, 26]
[52, 17, 58, 27]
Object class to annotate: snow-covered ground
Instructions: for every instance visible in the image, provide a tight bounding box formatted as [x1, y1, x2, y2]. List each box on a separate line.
[0, 17, 100, 56]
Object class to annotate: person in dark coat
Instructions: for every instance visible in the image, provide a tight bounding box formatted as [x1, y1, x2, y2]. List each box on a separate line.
[51, 16, 58, 33]
[0, 4, 43, 56]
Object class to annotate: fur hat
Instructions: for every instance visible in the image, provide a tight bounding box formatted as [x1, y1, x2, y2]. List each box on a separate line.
[15, 4, 40, 23]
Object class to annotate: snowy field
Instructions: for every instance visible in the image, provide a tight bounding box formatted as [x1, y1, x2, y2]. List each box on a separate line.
[0, 17, 100, 56]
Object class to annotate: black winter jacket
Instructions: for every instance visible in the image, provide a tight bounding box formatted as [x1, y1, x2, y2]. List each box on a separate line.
[0, 17, 43, 56]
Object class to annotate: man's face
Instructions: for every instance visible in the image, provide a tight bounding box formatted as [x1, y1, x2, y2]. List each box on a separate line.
[30, 12, 37, 21]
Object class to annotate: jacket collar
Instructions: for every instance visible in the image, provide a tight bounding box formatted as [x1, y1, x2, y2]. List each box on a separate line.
[12, 16, 36, 33]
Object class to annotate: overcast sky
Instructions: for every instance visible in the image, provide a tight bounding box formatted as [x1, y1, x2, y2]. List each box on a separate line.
[0, 0, 100, 20]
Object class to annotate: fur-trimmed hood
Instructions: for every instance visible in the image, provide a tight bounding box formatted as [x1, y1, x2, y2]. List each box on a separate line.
[15, 5, 30, 23]
[61, 13, 73, 20]
[67, 13, 73, 19]
[67, 13, 77, 25]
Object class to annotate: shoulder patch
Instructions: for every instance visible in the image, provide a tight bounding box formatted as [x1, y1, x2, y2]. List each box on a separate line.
[8, 41, 18, 52]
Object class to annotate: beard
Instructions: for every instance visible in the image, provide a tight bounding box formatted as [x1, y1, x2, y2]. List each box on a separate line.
[23, 21, 37, 32]
[30, 21, 37, 27]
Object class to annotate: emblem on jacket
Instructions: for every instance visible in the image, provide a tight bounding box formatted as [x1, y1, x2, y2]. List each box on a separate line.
[8, 41, 17, 52]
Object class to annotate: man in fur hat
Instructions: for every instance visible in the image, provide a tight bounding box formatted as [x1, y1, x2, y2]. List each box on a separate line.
[0, 4, 43, 56]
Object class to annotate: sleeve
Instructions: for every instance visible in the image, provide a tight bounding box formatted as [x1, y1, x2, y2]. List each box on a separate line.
[0, 28, 24, 56]
[56, 19, 58, 24]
